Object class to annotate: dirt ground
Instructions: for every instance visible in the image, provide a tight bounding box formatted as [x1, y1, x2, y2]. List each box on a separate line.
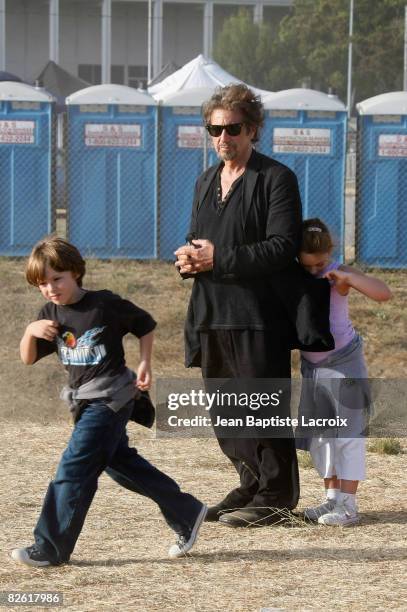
[0, 259, 406, 611]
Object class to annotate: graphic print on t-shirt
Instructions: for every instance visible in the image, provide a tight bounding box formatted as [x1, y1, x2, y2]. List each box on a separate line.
[56, 326, 107, 366]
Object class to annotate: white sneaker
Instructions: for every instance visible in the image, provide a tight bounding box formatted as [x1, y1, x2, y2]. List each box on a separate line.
[168, 504, 207, 559]
[304, 499, 336, 521]
[11, 545, 52, 567]
[318, 498, 359, 527]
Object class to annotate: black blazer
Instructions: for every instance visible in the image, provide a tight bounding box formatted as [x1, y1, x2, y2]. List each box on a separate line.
[184, 149, 334, 366]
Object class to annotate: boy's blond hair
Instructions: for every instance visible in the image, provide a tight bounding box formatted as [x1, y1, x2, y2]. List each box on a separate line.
[26, 236, 86, 287]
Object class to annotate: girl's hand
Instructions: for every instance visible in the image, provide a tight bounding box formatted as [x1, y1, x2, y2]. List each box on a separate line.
[324, 269, 350, 295]
[27, 320, 59, 342]
[329, 265, 392, 302]
[136, 360, 152, 391]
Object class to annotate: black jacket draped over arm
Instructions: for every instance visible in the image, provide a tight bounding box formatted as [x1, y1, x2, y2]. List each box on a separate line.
[183, 149, 334, 367]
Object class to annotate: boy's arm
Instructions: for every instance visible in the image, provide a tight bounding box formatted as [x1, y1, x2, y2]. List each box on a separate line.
[113, 293, 156, 389]
[326, 265, 392, 302]
[136, 330, 154, 390]
[20, 320, 59, 365]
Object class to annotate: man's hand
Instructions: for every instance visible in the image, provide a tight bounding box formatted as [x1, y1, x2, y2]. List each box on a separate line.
[174, 239, 214, 274]
[27, 320, 59, 342]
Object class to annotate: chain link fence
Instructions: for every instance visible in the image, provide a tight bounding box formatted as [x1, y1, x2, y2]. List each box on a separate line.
[0, 99, 57, 257]
[0, 100, 405, 268]
[355, 113, 407, 269]
[157, 105, 217, 259]
[258, 108, 348, 262]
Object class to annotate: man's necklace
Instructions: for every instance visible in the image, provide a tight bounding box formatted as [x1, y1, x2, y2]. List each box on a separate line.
[217, 168, 245, 208]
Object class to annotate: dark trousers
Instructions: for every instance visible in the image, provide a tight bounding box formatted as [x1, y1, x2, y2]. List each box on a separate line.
[200, 330, 300, 510]
[34, 400, 202, 564]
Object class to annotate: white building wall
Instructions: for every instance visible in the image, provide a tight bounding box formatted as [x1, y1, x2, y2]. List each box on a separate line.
[163, 3, 204, 68]
[112, 2, 148, 66]
[59, 1, 148, 83]
[7, 0, 49, 82]
[4, 0, 292, 84]
[112, 2, 128, 66]
[58, 0, 77, 75]
[60, 0, 100, 75]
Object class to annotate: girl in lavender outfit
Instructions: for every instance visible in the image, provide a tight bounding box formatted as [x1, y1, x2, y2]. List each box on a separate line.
[298, 218, 391, 526]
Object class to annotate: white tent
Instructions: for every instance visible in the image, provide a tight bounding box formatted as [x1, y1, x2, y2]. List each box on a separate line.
[159, 86, 220, 107]
[149, 54, 271, 101]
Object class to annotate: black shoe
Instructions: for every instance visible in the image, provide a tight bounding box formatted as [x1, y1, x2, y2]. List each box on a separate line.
[206, 498, 252, 522]
[11, 545, 53, 567]
[218, 506, 293, 528]
[206, 503, 234, 522]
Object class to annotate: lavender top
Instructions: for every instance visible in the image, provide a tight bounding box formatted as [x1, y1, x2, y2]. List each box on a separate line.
[301, 261, 356, 364]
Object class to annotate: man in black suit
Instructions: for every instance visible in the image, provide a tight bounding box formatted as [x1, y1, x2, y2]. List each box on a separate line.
[174, 84, 302, 527]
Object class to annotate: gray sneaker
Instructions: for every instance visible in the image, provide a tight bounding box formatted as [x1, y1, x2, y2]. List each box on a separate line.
[304, 499, 336, 521]
[11, 545, 52, 567]
[168, 504, 207, 559]
[318, 497, 359, 526]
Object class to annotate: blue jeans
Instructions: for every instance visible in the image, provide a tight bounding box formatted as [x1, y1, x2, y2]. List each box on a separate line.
[34, 400, 203, 564]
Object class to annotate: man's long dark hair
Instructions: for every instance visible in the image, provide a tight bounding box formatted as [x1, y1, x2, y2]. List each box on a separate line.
[202, 83, 264, 143]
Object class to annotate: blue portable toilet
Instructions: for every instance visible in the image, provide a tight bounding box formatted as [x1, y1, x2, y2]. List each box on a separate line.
[0, 82, 54, 256]
[356, 92, 407, 268]
[65, 85, 157, 259]
[261, 89, 347, 258]
[157, 87, 217, 260]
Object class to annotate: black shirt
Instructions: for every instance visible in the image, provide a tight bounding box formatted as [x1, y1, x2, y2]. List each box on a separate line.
[189, 170, 285, 331]
[35, 290, 156, 389]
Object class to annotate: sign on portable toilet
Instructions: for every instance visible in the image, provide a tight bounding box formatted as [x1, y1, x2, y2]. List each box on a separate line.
[66, 85, 157, 259]
[356, 92, 407, 267]
[157, 87, 217, 260]
[0, 82, 54, 256]
[261, 89, 347, 258]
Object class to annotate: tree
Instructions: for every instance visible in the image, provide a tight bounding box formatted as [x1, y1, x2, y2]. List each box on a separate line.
[272, 0, 405, 103]
[213, 9, 275, 90]
[352, 0, 404, 100]
[214, 0, 406, 105]
[268, 0, 349, 95]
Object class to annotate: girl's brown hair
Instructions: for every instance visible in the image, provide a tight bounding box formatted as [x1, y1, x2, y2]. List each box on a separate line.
[25, 236, 86, 287]
[300, 218, 334, 254]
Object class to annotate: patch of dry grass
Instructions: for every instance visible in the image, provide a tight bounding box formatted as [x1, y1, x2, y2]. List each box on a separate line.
[0, 425, 406, 611]
[1, 259, 405, 422]
[297, 450, 314, 469]
[0, 259, 406, 610]
[368, 438, 403, 456]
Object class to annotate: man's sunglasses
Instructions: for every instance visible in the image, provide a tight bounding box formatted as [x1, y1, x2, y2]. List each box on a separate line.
[205, 123, 244, 137]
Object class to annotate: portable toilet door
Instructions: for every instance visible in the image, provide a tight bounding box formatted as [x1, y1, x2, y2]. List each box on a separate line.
[261, 89, 347, 259]
[157, 87, 218, 260]
[356, 92, 407, 267]
[66, 85, 157, 259]
[0, 82, 54, 256]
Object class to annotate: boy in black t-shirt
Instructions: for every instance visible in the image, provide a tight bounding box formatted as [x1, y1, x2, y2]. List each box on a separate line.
[11, 237, 207, 567]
